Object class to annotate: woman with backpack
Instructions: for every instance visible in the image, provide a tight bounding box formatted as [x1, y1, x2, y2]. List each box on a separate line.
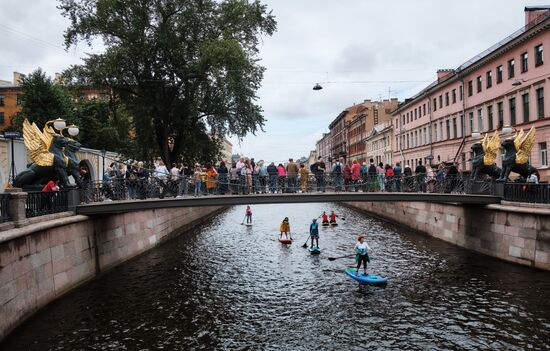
[385, 164, 394, 192]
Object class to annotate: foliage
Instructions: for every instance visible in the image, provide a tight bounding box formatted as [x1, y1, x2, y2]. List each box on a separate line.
[11, 68, 74, 130]
[59, 0, 276, 166]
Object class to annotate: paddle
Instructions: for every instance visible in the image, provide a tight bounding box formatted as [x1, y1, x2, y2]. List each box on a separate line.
[328, 254, 356, 261]
[240, 214, 246, 225]
[302, 235, 311, 248]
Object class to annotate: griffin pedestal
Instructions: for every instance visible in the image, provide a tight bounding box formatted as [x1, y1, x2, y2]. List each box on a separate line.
[4, 187, 29, 228]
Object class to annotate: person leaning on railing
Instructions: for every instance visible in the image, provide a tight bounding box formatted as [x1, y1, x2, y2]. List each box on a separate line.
[299, 163, 309, 193]
[257, 161, 268, 194]
[393, 162, 402, 192]
[217, 161, 229, 195]
[267, 162, 278, 193]
[277, 163, 286, 193]
[286, 158, 299, 193]
[332, 160, 343, 192]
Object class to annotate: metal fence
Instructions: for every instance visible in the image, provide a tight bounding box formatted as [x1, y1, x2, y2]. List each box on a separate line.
[503, 183, 550, 204]
[78, 173, 493, 204]
[0, 193, 10, 223]
[26, 191, 69, 218]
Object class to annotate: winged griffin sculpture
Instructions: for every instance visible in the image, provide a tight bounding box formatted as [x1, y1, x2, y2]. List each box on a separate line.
[12, 119, 71, 188]
[471, 131, 502, 180]
[498, 126, 538, 181]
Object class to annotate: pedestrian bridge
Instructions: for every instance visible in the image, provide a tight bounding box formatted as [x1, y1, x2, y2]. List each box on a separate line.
[75, 192, 501, 215]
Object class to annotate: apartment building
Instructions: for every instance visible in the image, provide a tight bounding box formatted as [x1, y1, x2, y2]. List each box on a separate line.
[393, 6, 550, 180]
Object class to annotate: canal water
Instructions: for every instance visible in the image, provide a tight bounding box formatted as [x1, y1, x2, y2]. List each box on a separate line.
[2, 203, 550, 350]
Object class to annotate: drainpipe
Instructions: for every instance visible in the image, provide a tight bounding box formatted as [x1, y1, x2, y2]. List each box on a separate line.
[428, 96, 433, 164]
[453, 78, 467, 164]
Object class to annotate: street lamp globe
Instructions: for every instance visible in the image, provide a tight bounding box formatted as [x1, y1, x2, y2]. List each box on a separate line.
[53, 118, 66, 131]
[502, 125, 514, 135]
[471, 131, 481, 139]
[67, 125, 79, 137]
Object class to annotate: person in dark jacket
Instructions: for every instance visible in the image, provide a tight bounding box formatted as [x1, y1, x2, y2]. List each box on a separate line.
[217, 161, 229, 195]
[367, 159, 377, 192]
[415, 160, 427, 192]
[393, 162, 402, 192]
[267, 162, 278, 193]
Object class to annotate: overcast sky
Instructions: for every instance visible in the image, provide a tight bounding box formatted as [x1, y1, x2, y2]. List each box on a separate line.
[1, 0, 548, 163]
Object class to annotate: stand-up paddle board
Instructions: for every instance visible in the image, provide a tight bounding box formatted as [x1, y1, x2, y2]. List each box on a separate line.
[345, 268, 387, 285]
[278, 238, 292, 244]
[244, 222, 253, 226]
[330, 222, 338, 226]
[308, 247, 321, 254]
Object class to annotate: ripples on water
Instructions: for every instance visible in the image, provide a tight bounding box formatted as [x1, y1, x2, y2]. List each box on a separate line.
[2, 203, 550, 351]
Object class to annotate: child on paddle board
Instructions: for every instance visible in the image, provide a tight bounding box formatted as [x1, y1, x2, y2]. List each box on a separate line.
[355, 235, 371, 275]
[309, 218, 319, 248]
[321, 211, 329, 225]
[329, 210, 337, 224]
[280, 217, 290, 239]
[245, 206, 252, 224]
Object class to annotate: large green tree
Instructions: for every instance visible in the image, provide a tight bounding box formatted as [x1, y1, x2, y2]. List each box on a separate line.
[11, 68, 73, 130]
[59, 0, 276, 165]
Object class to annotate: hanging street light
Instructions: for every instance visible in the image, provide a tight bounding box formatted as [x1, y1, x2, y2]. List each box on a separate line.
[313, 83, 323, 90]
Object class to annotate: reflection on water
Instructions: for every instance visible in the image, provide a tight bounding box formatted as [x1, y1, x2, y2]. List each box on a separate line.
[2, 203, 550, 350]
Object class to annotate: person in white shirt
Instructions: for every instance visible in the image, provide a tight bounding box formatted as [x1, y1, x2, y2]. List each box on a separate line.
[155, 160, 169, 181]
[527, 173, 539, 184]
[355, 235, 371, 275]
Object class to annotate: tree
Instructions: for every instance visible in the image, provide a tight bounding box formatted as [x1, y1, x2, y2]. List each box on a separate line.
[59, 0, 276, 166]
[11, 68, 74, 130]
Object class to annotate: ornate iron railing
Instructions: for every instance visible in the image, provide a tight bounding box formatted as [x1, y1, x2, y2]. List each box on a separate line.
[78, 172, 493, 204]
[0, 193, 10, 223]
[503, 183, 550, 204]
[26, 191, 69, 218]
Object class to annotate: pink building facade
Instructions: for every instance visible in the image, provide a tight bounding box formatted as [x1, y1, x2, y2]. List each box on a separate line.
[393, 7, 550, 181]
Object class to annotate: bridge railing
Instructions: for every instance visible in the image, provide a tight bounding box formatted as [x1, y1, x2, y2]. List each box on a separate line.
[503, 182, 550, 204]
[26, 191, 69, 218]
[78, 172, 494, 203]
[0, 193, 11, 223]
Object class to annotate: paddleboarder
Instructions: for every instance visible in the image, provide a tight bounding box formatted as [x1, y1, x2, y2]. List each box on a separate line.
[321, 211, 329, 225]
[355, 235, 371, 275]
[329, 210, 338, 224]
[309, 218, 320, 248]
[280, 217, 290, 239]
[245, 206, 252, 224]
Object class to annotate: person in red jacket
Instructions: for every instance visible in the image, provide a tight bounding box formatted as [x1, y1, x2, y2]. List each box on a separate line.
[329, 210, 337, 224]
[42, 180, 60, 192]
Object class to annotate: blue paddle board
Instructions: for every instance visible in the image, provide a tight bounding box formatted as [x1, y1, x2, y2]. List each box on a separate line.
[308, 247, 321, 254]
[345, 268, 387, 284]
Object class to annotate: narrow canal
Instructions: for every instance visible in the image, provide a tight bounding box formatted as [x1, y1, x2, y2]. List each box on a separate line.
[2, 203, 550, 350]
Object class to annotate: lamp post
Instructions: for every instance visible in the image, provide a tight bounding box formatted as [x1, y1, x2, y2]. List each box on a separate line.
[101, 149, 106, 177]
[3, 131, 21, 185]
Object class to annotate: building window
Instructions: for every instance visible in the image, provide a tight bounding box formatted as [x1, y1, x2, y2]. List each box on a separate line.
[415, 109, 417, 120]
[535, 44, 544, 66]
[0, 112, 4, 124]
[509, 97, 516, 125]
[445, 92, 449, 106]
[433, 98, 437, 111]
[497, 65, 503, 83]
[468, 80, 473, 96]
[522, 93, 530, 123]
[0, 95, 4, 106]
[406, 112, 409, 123]
[423, 103, 426, 116]
[488, 105, 494, 130]
[433, 124, 438, 142]
[540, 142, 548, 166]
[537, 87, 544, 119]
[460, 85, 463, 101]
[497, 101, 504, 128]
[439, 121, 443, 140]
[486, 71, 492, 88]
[16, 94, 22, 106]
[406, 134, 410, 149]
[508, 59, 515, 78]
[478, 109, 483, 132]
[446, 120, 450, 140]
[439, 95, 443, 109]
[476, 76, 482, 93]
[452, 89, 456, 103]
[423, 128, 427, 145]
[460, 113, 465, 136]
[414, 130, 418, 147]
[452, 117, 457, 139]
[469, 112, 474, 135]
[521, 52, 528, 73]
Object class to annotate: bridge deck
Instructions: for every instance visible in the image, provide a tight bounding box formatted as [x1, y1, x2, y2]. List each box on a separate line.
[76, 192, 502, 215]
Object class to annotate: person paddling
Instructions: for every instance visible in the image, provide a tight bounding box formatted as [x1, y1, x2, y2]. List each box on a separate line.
[321, 211, 329, 225]
[245, 206, 252, 224]
[280, 217, 290, 239]
[329, 210, 337, 224]
[309, 218, 320, 248]
[355, 235, 371, 276]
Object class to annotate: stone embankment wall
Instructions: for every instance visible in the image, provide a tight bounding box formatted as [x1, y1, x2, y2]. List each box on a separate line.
[0, 206, 223, 340]
[346, 201, 550, 270]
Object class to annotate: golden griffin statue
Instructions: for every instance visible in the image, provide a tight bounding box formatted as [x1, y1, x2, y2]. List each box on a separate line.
[498, 126, 538, 181]
[471, 131, 501, 180]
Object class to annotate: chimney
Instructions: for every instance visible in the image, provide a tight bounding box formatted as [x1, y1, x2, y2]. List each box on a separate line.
[436, 69, 454, 83]
[13, 71, 25, 84]
[525, 6, 550, 28]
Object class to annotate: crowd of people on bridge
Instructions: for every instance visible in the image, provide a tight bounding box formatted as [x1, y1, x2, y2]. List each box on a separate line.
[80, 154, 492, 202]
